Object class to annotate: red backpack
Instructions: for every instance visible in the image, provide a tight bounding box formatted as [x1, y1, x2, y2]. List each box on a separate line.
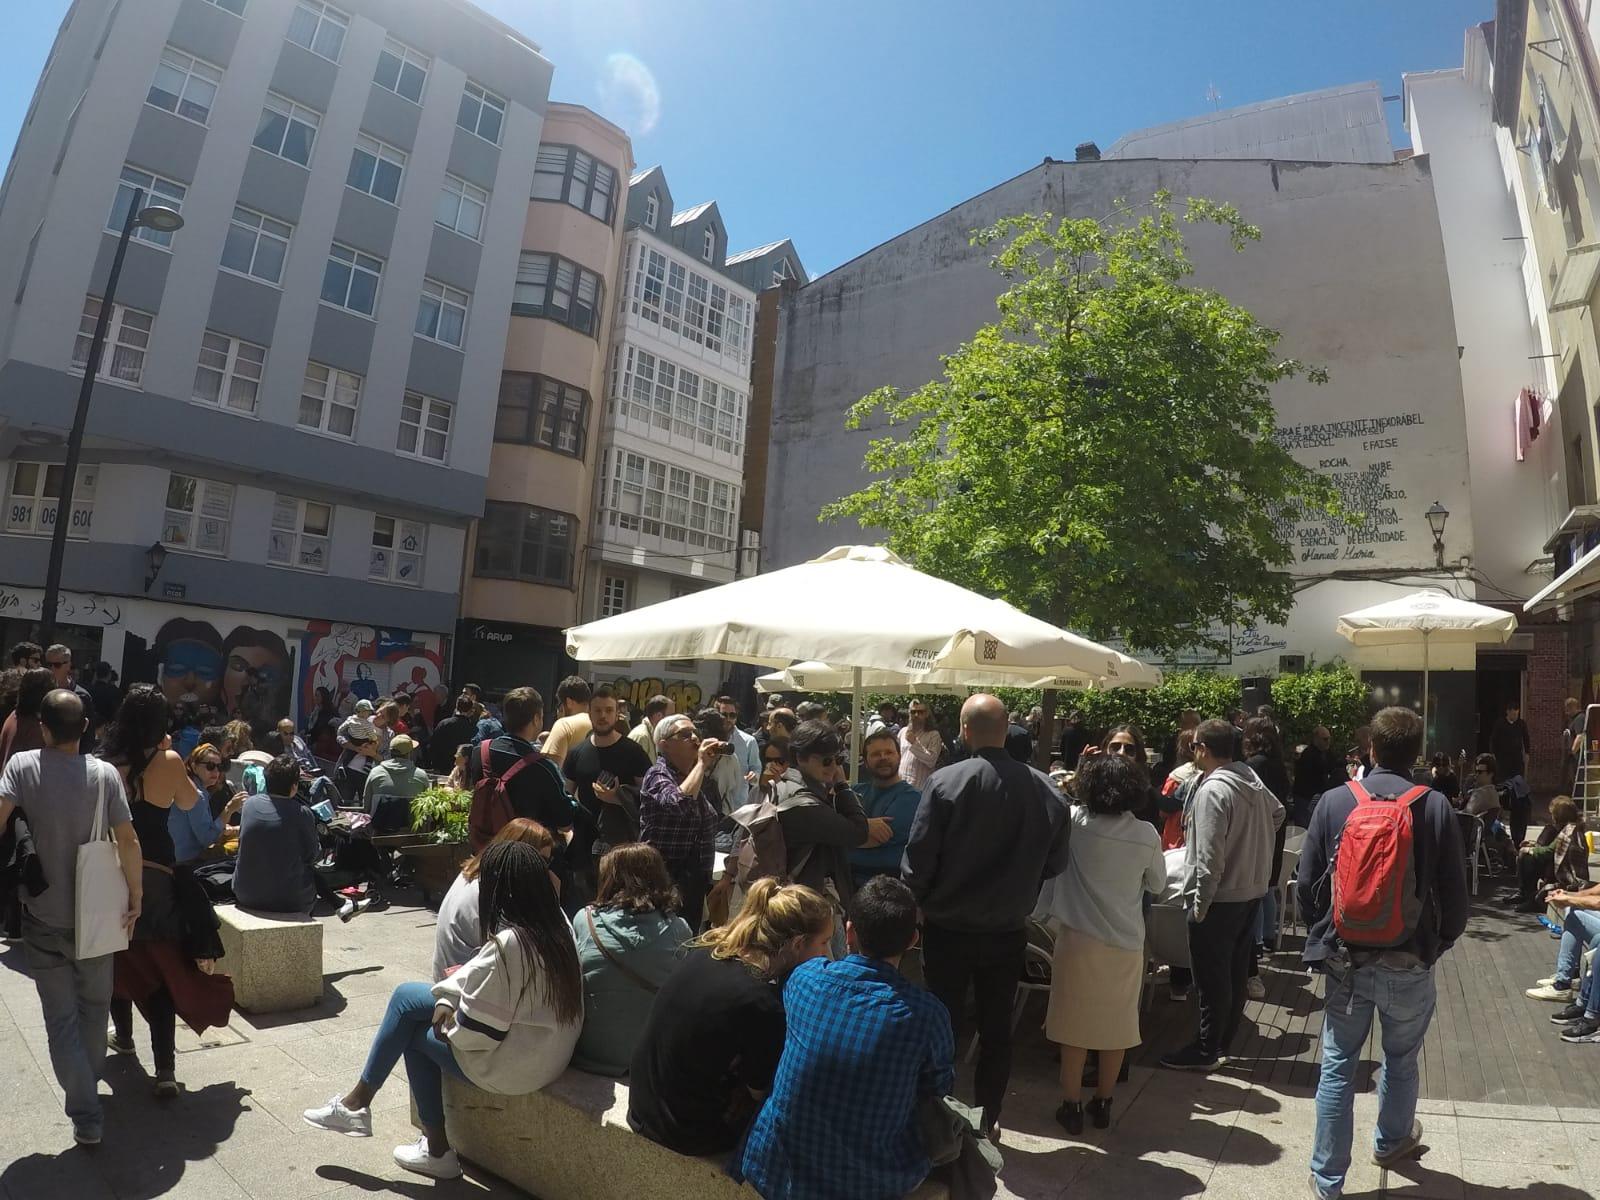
[467, 741, 541, 852]
[1331, 779, 1428, 947]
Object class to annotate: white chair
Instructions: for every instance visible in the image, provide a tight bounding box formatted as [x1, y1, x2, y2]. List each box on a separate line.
[1275, 847, 1301, 950]
[1143, 902, 1192, 1011]
[1458, 812, 1489, 895]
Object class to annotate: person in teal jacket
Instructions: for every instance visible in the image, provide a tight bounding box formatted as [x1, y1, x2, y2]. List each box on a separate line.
[850, 728, 923, 889]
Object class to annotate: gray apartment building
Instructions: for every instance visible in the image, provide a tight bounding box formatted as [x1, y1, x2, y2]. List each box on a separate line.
[0, 0, 552, 726]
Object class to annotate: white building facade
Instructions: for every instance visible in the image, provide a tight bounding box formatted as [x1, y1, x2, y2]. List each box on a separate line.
[582, 167, 758, 712]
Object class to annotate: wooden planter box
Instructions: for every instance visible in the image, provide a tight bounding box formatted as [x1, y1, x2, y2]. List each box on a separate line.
[399, 840, 469, 906]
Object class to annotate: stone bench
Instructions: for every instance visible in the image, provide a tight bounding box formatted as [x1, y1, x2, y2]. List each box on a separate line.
[439, 1069, 950, 1200]
[215, 905, 322, 1013]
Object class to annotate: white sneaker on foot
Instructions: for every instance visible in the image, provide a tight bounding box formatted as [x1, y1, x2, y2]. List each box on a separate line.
[1535, 976, 1559, 988]
[393, 1135, 462, 1179]
[1526, 983, 1572, 1001]
[302, 1095, 372, 1137]
[1246, 975, 1266, 1000]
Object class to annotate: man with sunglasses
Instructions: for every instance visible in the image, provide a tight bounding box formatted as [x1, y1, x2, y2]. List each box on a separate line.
[772, 721, 869, 915]
[45, 644, 97, 754]
[641, 714, 724, 929]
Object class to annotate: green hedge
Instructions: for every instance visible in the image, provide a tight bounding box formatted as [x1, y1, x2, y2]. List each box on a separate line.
[777, 662, 1367, 753]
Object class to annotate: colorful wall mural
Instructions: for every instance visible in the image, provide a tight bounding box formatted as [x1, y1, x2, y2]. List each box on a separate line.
[153, 618, 292, 731]
[298, 621, 447, 727]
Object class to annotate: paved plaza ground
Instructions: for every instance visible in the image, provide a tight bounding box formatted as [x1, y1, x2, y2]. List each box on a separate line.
[3, 851, 1598, 1200]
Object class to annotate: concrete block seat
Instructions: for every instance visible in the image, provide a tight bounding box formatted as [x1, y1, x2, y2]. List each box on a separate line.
[215, 905, 323, 1013]
[440, 1069, 950, 1200]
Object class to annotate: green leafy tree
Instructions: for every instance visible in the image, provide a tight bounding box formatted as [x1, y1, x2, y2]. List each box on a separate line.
[1268, 662, 1369, 751]
[822, 192, 1341, 658]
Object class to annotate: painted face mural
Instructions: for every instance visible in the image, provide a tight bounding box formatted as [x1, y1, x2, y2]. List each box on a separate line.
[154, 620, 224, 709]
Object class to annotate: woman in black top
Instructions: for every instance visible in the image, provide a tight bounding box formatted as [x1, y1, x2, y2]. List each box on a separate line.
[628, 878, 834, 1155]
[103, 686, 232, 1097]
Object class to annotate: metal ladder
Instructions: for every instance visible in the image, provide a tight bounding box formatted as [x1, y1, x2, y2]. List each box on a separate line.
[1576, 704, 1600, 821]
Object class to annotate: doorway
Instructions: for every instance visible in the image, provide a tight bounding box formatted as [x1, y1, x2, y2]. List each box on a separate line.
[1475, 652, 1525, 753]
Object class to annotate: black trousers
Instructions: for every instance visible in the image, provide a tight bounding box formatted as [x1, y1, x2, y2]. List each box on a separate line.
[1507, 795, 1532, 848]
[922, 924, 1027, 1128]
[1187, 899, 1260, 1058]
[671, 866, 710, 933]
[111, 989, 177, 1072]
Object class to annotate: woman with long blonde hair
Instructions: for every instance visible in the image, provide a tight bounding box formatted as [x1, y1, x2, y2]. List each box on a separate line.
[627, 878, 833, 1155]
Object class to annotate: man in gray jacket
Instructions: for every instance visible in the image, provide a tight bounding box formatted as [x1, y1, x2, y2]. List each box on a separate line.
[1161, 718, 1285, 1071]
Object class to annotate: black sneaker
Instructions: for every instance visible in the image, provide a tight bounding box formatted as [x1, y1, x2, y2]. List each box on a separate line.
[1551, 1003, 1587, 1024]
[1160, 1044, 1219, 1072]
[1560, 1016, 1600, 1044]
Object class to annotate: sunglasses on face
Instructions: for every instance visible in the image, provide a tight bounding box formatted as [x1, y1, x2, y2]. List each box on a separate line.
[667, 729, 698, 742]
[1109, 742, 1140, 757]
[810, 755, 838, 767]
[197, 760, 222, 771]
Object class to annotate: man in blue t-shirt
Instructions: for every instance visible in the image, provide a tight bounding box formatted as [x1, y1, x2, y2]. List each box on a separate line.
[736, 876, 954, 1200]
[849, 728, 921, 890]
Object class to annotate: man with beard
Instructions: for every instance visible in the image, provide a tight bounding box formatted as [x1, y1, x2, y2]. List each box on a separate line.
[849, 728, 921, 890]
[564, 684, 652, 891]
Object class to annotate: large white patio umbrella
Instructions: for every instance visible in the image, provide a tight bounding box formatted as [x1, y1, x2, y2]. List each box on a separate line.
[1335, 589, 1517, 758]
[755, 651, 1162, 696]
[566, 545, 1138, 769]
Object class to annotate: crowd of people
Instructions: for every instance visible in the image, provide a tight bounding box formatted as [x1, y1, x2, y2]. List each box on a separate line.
[0, 653, 1593, 1199]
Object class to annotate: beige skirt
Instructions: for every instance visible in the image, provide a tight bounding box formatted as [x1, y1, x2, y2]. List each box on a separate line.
[1044, 926, 1144, 1051]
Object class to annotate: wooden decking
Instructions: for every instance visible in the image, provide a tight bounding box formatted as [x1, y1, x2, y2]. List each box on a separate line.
[1123, 877, 1600, 1110]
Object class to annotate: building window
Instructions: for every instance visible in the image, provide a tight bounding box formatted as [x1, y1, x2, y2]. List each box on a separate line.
[71, 297, 152, 385]
[512, 252, 601, 336]
[109, 165, 185, 247]
[370, 515, 425, 586]
[286, 1, 347, 63]
[436, 173, 486, 239]
[415, 278, 468, 347]
[5, 462, 94, 538]
[474, 502, 574, 587]
[531, 144, 617, 223]
[252, 92, 319, 167]
[162, 473, 233, 554]
[192, 331, 266, 414]
[268, 494, 331, 572]
[600, 575, 628, 617]
[601, 448, 737, 552]
[398, 391, 451, 462]
[347, 133, 405, 204]
[457, 81, 505, 145]
[220, 205, 291, 285]
[772, 258, 794, 287]
[147, 47, 221, 125]
[373, 37, 428, 104]
[299, 362, 360, 437]
[205, 0, 247, 13]
[702, 228, 715, 262]
[644, 192, 658, 230]
[320, 242, 382, 316]
[494, 372, 588, 458]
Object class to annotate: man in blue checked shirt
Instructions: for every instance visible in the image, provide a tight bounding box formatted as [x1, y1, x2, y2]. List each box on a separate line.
[734, 875, 955, 1200]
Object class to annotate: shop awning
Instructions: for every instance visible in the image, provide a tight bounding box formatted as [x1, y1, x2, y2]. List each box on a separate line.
[1524, 540, 1600, 612]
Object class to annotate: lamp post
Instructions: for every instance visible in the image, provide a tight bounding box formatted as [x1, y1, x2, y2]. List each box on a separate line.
[1425, 501, 1450, 569]
[38, 190, 182, 644]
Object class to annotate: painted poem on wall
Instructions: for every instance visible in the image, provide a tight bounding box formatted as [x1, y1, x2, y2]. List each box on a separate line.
[1273, 412, 1425, 567]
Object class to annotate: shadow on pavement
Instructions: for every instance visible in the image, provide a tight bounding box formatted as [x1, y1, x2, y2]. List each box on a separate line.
[0, 1078, 247, 1200]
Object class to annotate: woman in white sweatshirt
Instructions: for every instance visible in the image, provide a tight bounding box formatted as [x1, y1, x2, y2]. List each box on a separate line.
[302, 840, 583, 1179]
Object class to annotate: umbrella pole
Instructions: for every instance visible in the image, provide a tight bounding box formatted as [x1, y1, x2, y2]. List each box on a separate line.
[1421, 629, 1431, 764]
[851, 667, 863, 784]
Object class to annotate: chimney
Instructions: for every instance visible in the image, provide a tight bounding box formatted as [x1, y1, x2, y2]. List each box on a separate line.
[1075, 141, 1101, 162]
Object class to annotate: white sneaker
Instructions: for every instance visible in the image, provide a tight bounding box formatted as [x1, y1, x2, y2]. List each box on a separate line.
[1535, 976, 1559, 989]
[1526, 983, 1572, 1002]
[302, 1095, 372, 1137]
[1246, 976, 1266, 1000]
[393, 1135, 462, 1179]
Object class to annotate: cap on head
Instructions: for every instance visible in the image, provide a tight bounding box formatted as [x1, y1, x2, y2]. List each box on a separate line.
[389, 734, 416, 758]
[355, 699, 374, 714]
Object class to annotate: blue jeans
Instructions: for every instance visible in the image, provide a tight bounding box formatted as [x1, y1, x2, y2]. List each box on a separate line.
[1311, 959, 1436, 1198]
[360, 981, 467, 1126]
[22, 912, 114, 1135]
[1255, 887, 1279, 945]
[1555, 909, 1600, 1017]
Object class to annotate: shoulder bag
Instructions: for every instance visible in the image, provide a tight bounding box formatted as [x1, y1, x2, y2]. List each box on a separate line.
[76, 761, 131, 960]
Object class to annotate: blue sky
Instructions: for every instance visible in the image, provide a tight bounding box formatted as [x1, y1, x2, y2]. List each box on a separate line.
[0, 1, 1487, 275]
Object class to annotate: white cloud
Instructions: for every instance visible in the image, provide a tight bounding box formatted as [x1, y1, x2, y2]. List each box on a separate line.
[598, 52, 661, 137]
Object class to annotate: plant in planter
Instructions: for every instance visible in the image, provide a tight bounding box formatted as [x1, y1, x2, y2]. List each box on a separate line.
[410, 785, 471, 844]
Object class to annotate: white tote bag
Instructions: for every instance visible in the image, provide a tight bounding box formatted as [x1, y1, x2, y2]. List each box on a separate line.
[75, 762, 130, 960]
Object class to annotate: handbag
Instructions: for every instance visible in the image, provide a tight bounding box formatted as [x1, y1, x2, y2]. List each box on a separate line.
[583, 907, 659, 993]
[75, 762, 130, 960]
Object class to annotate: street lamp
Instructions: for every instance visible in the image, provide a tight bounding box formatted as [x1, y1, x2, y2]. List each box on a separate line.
[38, 190, 182, 644]
[1425, 501, 1450, 569]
